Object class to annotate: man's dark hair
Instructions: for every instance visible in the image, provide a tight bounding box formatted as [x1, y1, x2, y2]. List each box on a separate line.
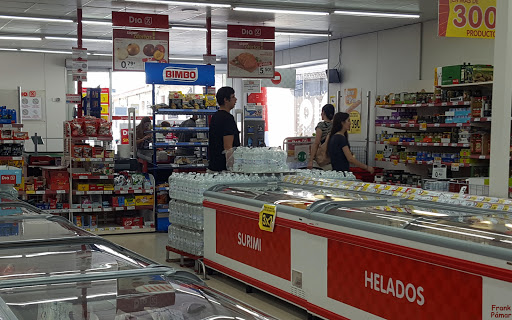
[216, 87, 235, 106]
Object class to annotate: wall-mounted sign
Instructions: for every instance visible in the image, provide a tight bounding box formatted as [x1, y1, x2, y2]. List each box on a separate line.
[113, 30, 169, 71]
[227, 25, 275, 79]
[112, 12, 169, 29]
[243, 79, 261, 93]
[438, 0, 496, 39]
[145, 63, 215, 86]
[21, 90, 43, 121]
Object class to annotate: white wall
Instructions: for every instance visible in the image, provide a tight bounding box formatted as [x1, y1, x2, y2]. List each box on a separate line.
[0, 51, 68, 152]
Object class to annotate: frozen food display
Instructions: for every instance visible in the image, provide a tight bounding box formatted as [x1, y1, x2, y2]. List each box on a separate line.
[203, 179, 512, 320]
[0, 200, 276, 320]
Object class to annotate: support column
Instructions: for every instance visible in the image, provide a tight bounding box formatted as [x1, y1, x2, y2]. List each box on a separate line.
[77, 8, 83, 118]
[489, 1, 512, 197]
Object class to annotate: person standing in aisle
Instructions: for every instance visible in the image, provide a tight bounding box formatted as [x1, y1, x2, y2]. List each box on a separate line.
[176, 115, 198, 156]
[328, 112, 374, 174]
[135, 116, 152, 149]
[208, 87, 240, 172]
[308, 104, 335, 170]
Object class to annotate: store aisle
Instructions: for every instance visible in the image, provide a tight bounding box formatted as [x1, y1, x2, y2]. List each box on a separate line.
[103, 233, 308, 320]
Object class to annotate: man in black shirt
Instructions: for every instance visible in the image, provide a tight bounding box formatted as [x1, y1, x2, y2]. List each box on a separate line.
[208, 87, 240, 171]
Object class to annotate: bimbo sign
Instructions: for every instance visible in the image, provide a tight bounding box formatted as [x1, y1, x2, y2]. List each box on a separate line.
[145, 63, 215, 86]
[163, 66, 199, 82]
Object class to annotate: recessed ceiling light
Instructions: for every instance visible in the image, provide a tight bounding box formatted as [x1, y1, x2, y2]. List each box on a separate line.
[20, 49, 72, 54]
[45, 36, 112, 43]
[0, 15, 73, 23]
[0, 36, 42, 41]
[333, 10, 420, 18]
[82, 20, 112, 26]
[171, 26, 208, 32]
[276, 32, 330, 37]
[124, 0, 231, 8]
[233, 7, 329, 16]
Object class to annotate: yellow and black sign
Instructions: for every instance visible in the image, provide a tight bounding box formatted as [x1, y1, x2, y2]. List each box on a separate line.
[259, 204, 277, 232]
[348, 111, 361, 134]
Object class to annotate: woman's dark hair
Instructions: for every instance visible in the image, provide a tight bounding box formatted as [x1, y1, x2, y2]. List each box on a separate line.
[322, 104, 335, 120]
[136, 117, 152, 137]
[329, 112, 350, 141]
[216, 86, 235, 106]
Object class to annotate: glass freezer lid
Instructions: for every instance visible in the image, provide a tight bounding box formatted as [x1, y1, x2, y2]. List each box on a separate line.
[213, 184, 388, 210]
[0, 274, 274, 320]
[323, 205, 512, 250]
[0, 216, 88, 241]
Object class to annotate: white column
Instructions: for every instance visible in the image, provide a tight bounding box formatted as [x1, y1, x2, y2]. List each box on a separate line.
[489, 0, 512, 197]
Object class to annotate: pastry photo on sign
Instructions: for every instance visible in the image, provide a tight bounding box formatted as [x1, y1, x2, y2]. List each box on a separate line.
[230, 52, 259, 73]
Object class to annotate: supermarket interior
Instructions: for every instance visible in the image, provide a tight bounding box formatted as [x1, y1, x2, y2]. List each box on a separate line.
[0, 0, 511, 319]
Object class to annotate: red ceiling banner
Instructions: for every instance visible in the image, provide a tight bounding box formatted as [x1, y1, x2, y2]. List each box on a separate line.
[227, 25, 275, 40]
[112, 12, 169, 29]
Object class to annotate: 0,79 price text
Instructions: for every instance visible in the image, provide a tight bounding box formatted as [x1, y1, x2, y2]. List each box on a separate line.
[259, 67, 273, 74]
[120, 60, 137, 69]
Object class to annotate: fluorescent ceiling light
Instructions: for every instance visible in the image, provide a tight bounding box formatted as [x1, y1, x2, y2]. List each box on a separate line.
[0, 15, 73, 23]
[0, 36, 41, 41]
[171, 26, 208, 32]
[276, 59, 328, 69]
[233, 7, 329, 16]
[20, 49, 72, 54]
[212, 29, 227, 32]
[169, 56, 221, 61]
[333, 10, 420, 19]
[276, 32, 330, 37]
[45, 36, 112, 43]
[124, 0, 231, 7]
[82, 20, 112, 26]
[412, 209, 448, 217]
[0, 48, 19, 51]
[89, 53, 113, 56]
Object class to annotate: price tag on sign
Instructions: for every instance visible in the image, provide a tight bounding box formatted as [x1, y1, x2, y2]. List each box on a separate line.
[432, 164, 447, 179]
[259, 204, 276, 232]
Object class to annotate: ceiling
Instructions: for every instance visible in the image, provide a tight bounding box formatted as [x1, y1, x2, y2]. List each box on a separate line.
[0, 0, 437, 59]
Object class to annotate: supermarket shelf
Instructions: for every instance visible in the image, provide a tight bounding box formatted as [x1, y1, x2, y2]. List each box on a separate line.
[376, 123, 470, 128]
[0, 156, 23, 161]
[67, 136, 113, 141]
[155, 109, 217, 115]
[376, 141, 470, 147]
[42, 209, 69, 214]
[440, 81, 493, 89]
[72, 158, 115, 162]
[71, 205, 153, 213]
[86, 225, 155, 235]
[376, 158, 471, 167]
[20, 189, 68, 195]
[166, 245, 202, 260]
[72, 188, 154, 195]
[153, 142, 208, 148]
[151, 163, 208, 170]
[377, 101, 470, 109]
[0, 140, 24, 144]
[148, 127, 210, 133]
[72, 174, 115, 180]
[0, 124, 22, 128]
[471, 117, 492, 122]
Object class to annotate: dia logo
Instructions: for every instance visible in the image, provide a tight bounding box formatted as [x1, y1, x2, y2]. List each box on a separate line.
[144, 17, 152, 25]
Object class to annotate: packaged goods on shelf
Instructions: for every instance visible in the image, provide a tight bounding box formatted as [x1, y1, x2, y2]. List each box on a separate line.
[168, 91, 184, 109]
[114, 172, 153, 190]
[229, 147, 288, 173]
[375, 170, 422, 188]
[292, 169, 357, 180]
[64, 117, 112, 137]
[117, 216, 144, 227]
[375, 91, 434, 105]
[0, 106, 17, 124]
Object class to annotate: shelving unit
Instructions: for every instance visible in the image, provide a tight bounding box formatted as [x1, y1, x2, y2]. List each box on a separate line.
[63, 121, 156, 234]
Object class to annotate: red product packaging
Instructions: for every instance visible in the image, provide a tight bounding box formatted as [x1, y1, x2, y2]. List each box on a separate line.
[72, 145, 83, 158]
[63, 203, 70, 209]
[89, 184, 98, 191]
[112, 197, 119, 207]
[47, 170, 69, 191]
[82, 145, 93, 158]
[68, 119, 85, 137]
[97, 120, 112, 137]
[93, 146, 104, 158]
[117, 217, 144, 227]
[83, 118, 98, 136]
[13, 132, 29, 140]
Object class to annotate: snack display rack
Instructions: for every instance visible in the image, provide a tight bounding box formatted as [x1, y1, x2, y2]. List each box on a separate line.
[375, 74, 497, 180]
[148, 107, 216, 171]
[0, 201, 276, 320]
[62, 119, 156, 235]
[202, 175, 512, 320]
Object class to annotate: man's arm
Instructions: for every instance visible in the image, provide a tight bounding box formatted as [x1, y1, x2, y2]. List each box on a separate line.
[223, 135, 234, 151]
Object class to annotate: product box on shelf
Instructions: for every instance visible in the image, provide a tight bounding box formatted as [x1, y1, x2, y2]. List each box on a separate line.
[124, 197, 136, 206]
[93, 146, 105, 158]
[116, 216, 144, 227]
[46, 170, 69, 191]
[13, 132, 28, 140]
[0, 130, 12, 140]
[104, 184, 114, 191]
[467, 64, 493, 83]
[77, 184, 89, 191]
[135, 195, 154, 206]
[169, 91, 184, 109]
[105, 150, 115, 158]
[73, 216, 83, 227]
[442, 65, 463, 85]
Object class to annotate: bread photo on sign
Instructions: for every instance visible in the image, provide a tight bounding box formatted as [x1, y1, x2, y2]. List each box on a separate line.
[230, 52, 259, 73]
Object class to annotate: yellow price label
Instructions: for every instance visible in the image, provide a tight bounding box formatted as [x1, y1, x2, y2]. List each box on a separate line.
[483, 197, 491, 202]
[259, 204, 276, 232]
[101, 104, 109, 114]
[101, 93, 109, 103]
[439, 0, 496, 39]
[491, 204, 499, 210]
[348, 111, 361, 134]
[476, 203, 484, 208]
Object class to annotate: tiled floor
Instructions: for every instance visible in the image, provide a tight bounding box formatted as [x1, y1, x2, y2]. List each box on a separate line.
[103, 232, 309, 320]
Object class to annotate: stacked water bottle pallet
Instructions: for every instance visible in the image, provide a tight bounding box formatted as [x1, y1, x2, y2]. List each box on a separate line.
[166, 172, 282, 263]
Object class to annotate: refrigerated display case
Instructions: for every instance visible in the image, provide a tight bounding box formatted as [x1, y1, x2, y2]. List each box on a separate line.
[0, 199, 276, 320]
[203, 180, 512, 320]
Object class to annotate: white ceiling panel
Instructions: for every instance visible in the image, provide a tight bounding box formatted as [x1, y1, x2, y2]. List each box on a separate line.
[0, 0, 431, 57]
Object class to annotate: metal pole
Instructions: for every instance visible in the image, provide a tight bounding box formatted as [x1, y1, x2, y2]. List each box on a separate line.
[489, 1, 512, 197]
[77, 8, 83, 118]
[366, 90, 371, 165]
